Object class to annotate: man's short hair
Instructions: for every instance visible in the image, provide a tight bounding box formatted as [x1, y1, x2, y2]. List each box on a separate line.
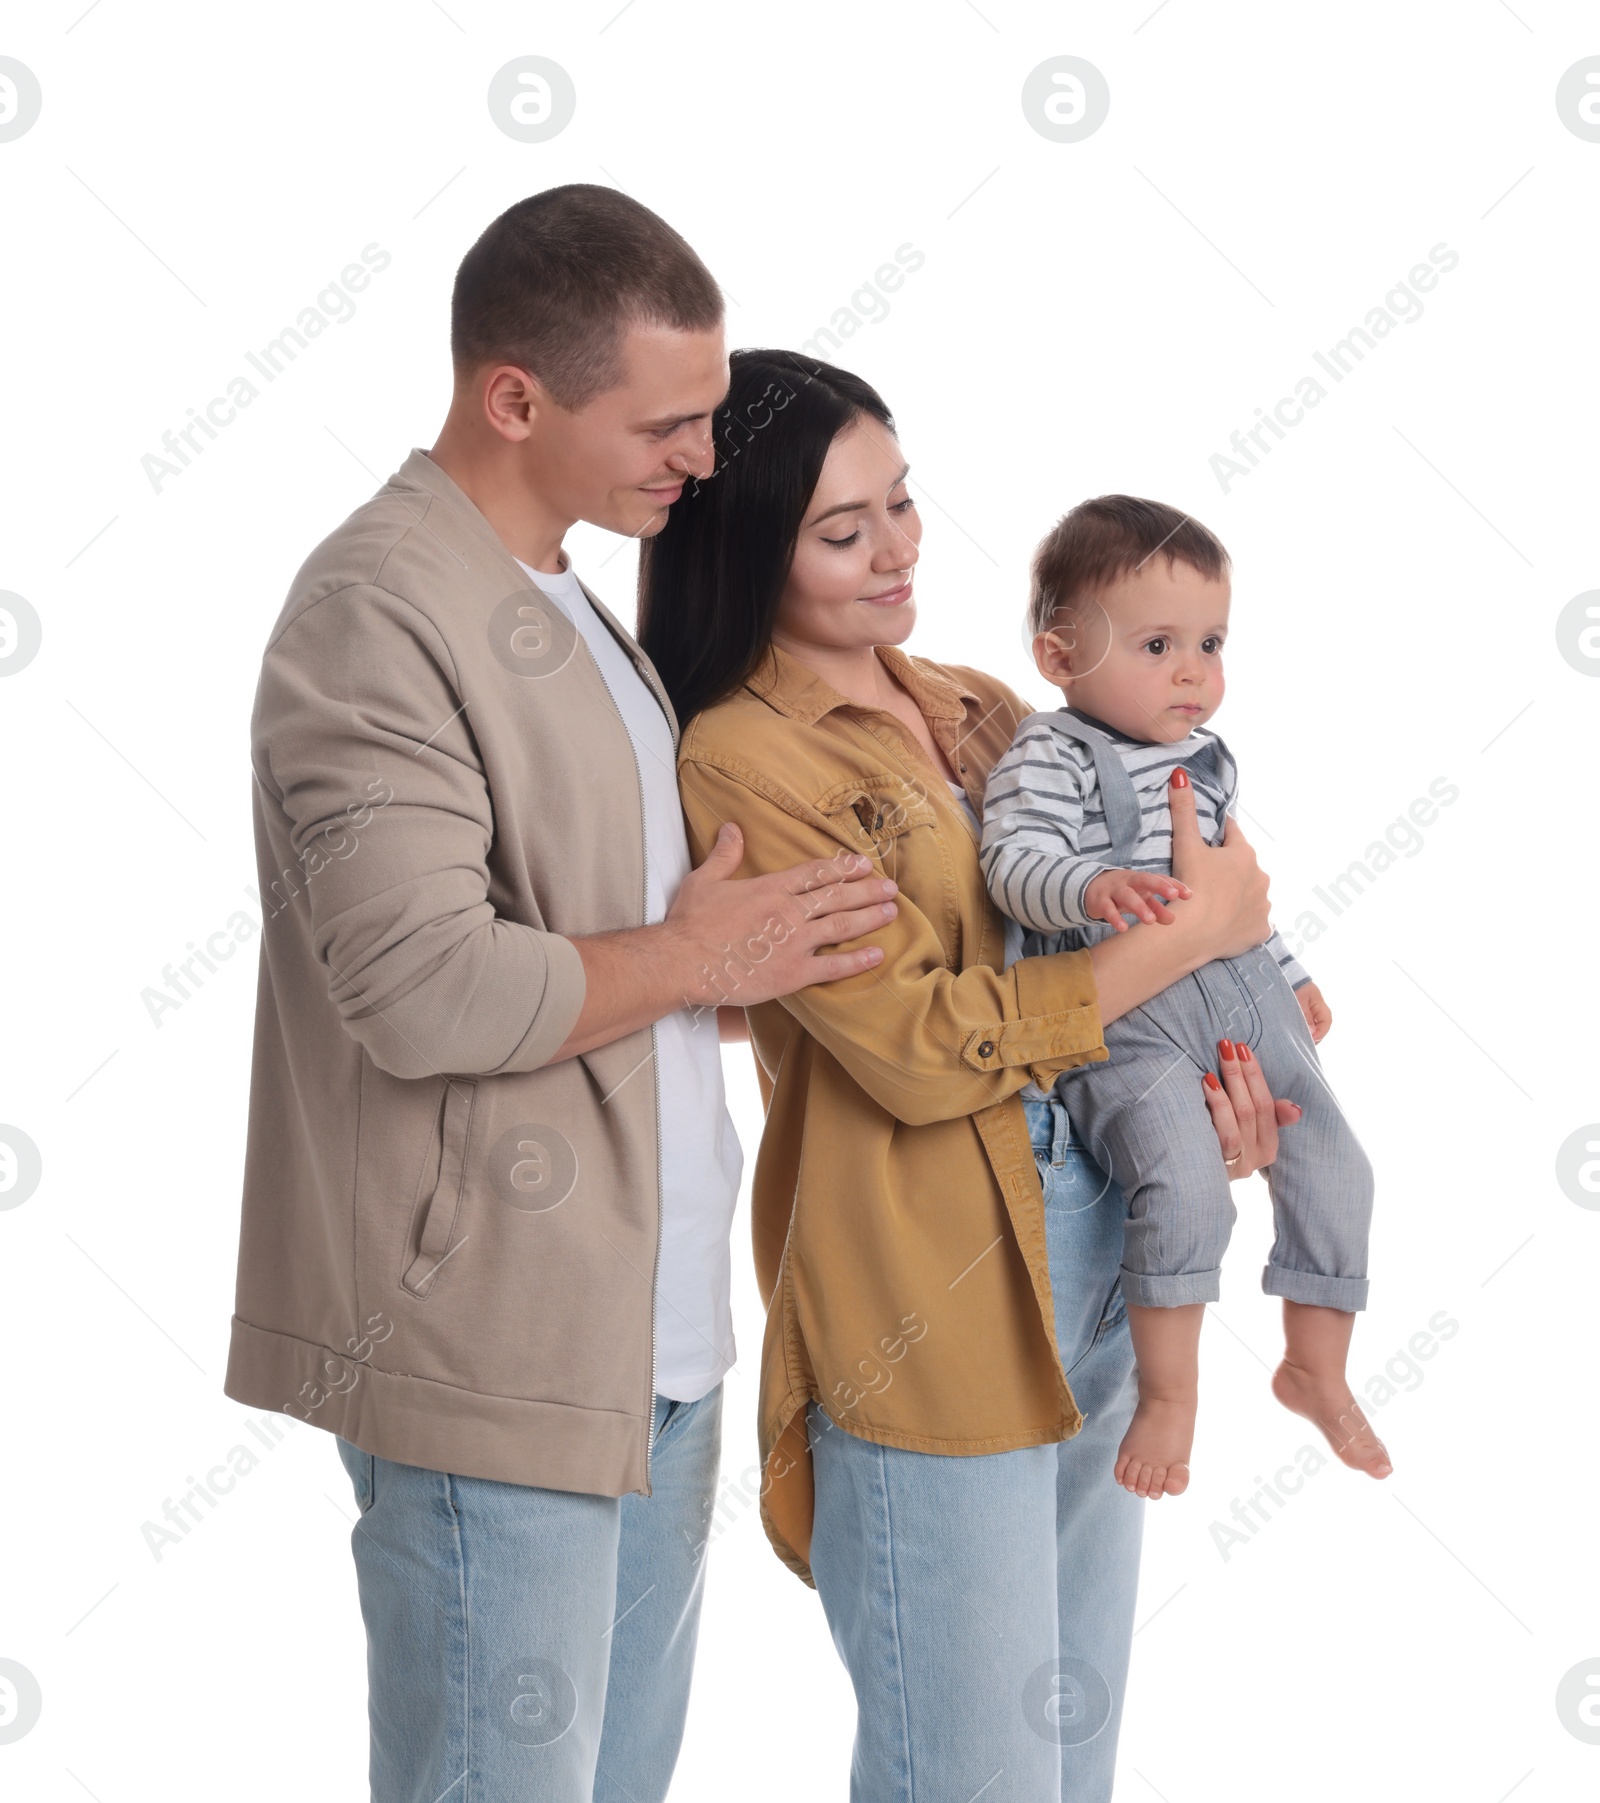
[450, 184, 724, 409]
[1028, 495, 1230, 637]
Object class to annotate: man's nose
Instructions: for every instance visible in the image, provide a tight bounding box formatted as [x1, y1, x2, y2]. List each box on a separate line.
[668, 422, 715, 481]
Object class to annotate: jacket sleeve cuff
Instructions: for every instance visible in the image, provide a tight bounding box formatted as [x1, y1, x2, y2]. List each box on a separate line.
[494, 932, 588, 1073]
[957, 948, 1108, 1089]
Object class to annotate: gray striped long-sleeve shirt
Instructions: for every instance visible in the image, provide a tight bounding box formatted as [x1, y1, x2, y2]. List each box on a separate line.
[979, 707, 1310, 989]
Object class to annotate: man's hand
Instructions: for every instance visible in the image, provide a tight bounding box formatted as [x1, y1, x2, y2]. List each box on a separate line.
[663, 823, 899, 1009]
[1082, 866, 1191, 933]
[552, 826, 897, 1062]
[1295, 981, 1332, 1042]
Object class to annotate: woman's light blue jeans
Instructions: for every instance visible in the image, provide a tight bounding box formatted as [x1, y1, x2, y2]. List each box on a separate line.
[807, 1095, 1143, 1802]
[335, 1385, 721, 1803]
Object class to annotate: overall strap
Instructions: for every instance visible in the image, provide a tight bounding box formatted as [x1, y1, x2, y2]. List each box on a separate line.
[1013, 709, 1145, 867]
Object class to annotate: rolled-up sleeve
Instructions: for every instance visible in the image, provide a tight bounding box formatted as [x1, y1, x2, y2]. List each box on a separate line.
[254, 586, 587, 1080]
[678, 755, 1105, 1128]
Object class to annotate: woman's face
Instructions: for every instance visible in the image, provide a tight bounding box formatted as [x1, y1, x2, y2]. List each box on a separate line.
[771, 417, 921, 657]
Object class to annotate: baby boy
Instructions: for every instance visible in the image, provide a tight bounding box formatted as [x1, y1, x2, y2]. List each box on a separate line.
[980, 495, 1390, 1499]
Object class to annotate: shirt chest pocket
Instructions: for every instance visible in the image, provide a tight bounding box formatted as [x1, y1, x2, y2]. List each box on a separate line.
[815, 773, 940, 869]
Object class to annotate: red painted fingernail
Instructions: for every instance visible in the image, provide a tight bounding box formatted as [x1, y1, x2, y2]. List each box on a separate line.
[1238, 1044, 1252, 1063]
[1171, 769, 1190, 789]
[1203, 1071, 1222, 1091]
[1218, 1039, 1235, 1058]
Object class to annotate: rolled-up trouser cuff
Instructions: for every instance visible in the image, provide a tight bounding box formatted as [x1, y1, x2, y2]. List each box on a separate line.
[1119, 1266, 1221, 1308]
[1262, 1265, 1369, 1310]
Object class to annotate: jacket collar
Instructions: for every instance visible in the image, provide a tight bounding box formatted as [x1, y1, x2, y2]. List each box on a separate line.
[392, 447, 519, 568]
[746, 639, 981, 727]
[392, 448, 681, 750]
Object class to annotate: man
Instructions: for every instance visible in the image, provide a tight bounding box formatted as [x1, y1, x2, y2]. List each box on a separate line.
[223, 184, 897, 1802]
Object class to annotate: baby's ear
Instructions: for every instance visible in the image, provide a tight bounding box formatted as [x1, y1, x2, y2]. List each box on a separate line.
[1033, 627, 1074, 684]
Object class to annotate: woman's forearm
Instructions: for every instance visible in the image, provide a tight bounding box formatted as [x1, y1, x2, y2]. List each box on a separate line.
[1086, 913, 1217, 1026]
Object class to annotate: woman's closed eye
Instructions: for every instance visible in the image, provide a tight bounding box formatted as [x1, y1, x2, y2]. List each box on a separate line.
[822, 495, 917, 548]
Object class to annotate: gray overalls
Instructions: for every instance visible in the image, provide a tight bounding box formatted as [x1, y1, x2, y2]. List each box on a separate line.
[1016, 711, 1375, 1312]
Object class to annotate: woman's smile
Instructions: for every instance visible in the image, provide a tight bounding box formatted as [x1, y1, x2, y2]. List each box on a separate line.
[861, 577, 913, 607]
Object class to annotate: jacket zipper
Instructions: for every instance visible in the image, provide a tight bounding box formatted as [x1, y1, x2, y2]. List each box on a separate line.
[645, 1017, 662, 1492]
[570, 583, 662, 1495]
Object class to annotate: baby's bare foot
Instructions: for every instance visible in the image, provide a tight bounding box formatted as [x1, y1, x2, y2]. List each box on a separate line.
[1114, 1395, 1195, 1499]
[1271, 1360, 1393, 1478]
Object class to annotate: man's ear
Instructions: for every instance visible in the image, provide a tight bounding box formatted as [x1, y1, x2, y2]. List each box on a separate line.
[479, 363, 546, 443]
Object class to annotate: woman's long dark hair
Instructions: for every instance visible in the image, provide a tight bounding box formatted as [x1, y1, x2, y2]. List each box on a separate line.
[637, 348, 895, 726]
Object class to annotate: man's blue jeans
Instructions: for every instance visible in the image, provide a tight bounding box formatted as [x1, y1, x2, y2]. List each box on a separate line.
[335, 1384, 721, 1803]
[807, 1096, 1144, 1802]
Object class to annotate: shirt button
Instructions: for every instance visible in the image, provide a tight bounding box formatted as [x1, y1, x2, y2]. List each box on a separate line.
[977, 1039, 995, 1058]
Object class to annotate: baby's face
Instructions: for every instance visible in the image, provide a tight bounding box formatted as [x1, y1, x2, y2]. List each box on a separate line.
[1033, 557, 1230, 744]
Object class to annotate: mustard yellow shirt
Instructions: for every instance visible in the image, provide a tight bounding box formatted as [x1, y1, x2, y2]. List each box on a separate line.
[676, 641, 1109, 1584]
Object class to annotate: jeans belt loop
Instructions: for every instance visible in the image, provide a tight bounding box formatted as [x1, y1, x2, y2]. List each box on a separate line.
[1051, 1099, 1072, 1168]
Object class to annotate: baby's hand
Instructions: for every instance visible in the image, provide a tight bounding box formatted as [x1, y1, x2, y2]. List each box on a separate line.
[1295, 981, 1333, 1042]
[1083, 868, 1192, 933]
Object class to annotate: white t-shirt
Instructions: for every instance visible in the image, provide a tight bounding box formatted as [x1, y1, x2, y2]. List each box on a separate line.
[517, 556, 742, 1402]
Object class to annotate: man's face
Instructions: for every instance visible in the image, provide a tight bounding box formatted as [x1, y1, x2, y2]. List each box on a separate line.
[522, 322, 729, 543]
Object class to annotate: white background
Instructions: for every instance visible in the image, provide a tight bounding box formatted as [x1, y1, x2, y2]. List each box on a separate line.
[2, 2, 1598, 1798]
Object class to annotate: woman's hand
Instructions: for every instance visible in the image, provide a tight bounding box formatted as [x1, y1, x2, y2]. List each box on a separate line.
[1201, 1038, 1302, 1178]
[1168, 769, 1272, 962]
[1082, 773, 1278, 1029]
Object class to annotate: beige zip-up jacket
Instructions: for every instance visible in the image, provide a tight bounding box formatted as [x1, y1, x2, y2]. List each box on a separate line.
[224, 448, 676, 1496]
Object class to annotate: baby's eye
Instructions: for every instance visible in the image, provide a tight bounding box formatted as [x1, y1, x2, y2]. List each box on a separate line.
[1143, 636, 1169, 656]
[1201, 635, 1224, 654]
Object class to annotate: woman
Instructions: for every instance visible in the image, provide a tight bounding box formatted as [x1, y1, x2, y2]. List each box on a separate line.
[637, 352, 1294, 1801]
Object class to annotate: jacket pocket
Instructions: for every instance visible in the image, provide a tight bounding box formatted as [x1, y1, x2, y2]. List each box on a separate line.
[401, 1077, 479, 1298]
[815, 773, 938, 865]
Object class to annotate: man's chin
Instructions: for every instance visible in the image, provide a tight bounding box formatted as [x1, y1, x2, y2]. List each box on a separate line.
[591, 500, 671, 542]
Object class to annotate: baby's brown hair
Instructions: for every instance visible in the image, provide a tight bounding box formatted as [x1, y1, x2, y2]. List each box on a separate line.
[1029, 495, 1231, 637]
